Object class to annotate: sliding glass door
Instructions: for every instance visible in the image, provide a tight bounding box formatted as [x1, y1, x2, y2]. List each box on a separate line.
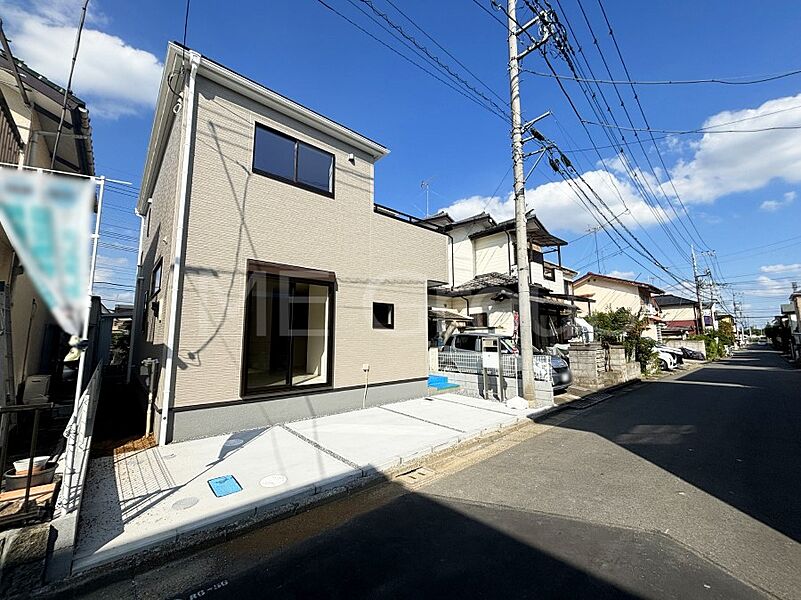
[243, 269, 333, 395]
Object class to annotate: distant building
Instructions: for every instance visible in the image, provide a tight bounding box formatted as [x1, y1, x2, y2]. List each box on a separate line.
[573, 272, 664, 341]
[423, 210, 583, 350]
[654, 294, 701, 338]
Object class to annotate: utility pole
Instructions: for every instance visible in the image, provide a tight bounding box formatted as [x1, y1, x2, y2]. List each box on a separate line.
[506, 0, 554, 402]
[507, 0, 536, 401]
[691, 245, 704, 334]
[587, 226, 602, 272]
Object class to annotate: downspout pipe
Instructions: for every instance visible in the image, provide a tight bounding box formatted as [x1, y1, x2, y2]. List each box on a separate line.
[126, 203, 148, 384]
[505, 231, 514, 274]
[444, 231, 455, 287]
[159, 50, 201, 446]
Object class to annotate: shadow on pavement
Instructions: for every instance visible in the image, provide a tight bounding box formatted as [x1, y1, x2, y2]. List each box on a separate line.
[149, 482, 760, 600]
[543, 347, 801, 545]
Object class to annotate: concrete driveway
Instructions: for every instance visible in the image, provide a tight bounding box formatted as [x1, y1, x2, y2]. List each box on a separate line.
[63, 348, 801, 599]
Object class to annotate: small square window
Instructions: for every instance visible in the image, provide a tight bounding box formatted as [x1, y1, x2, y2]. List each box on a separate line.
[373, 302, 394, 329]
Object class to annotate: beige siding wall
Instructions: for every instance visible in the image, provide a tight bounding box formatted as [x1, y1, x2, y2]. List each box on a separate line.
[574, 279, 643, 317]
[171, 75, 447, 408]
[661, 305, 696, 323]
[450, 226, 476, 286]
[531, 262, 565, 294]
[474, 232, 509, 276]
[134, 111, 184, 410]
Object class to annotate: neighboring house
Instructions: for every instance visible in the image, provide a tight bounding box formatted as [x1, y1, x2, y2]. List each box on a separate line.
[573, 272, 664, 341]
[789, 289, 801, 361]
[654, 294, 701, 338]
[0, 43, 95, 399]
[131, 43, 448, 444]
[425, 210, 580, 350]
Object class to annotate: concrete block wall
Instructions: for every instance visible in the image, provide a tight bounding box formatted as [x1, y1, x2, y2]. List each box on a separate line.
[664, 339, 706, 356]
[431, 370, 554, 408]
[570, 343, 640, 389]
[569, 343, 604, 387]
[432, 370, 519, 400]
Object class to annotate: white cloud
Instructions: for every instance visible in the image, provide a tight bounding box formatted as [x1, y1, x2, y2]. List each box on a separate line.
[760, 191, 796, 212]
[2, 1, 162, 118]
[96, 254, 130, 268]
[606, 270, 635, 279]
[441, 169, 671, 234]
[760, 263, 801, 274]
[670, 94, 801, 203]
[746, 275, 794, 298]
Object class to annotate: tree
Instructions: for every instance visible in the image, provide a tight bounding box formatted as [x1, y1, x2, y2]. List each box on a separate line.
[718, 320, 734, 347]
[586, 308, 655, 370]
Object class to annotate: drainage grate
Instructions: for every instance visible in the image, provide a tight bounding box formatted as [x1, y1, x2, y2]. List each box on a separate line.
[566, 392, 613, 410]
[395, 467, 434, 485]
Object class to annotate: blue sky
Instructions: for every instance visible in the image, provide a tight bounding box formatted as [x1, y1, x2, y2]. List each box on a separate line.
[3, 0, 801, 325]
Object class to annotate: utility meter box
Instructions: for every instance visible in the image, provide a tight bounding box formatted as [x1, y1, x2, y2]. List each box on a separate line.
[481, 337, 500, 370]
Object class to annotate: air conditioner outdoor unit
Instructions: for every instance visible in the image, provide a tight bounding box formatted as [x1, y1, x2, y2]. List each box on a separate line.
[22, 374, 50, 405]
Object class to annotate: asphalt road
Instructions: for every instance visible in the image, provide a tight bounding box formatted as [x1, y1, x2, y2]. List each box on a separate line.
[69, 347, 801, 600]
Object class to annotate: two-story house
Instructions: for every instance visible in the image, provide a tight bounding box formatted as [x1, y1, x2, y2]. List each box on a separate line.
[0, 44, 95, 400]
[131, 43, 448, 444]
[573, 272, 664, 340]
[653, 294, 701, 337]
[425, 210, 580, 350]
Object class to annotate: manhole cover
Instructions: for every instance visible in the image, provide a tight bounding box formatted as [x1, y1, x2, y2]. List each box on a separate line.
[172, 497, 199, 510]
[223, 438, 244, 447]
[260, 474, 288, 488]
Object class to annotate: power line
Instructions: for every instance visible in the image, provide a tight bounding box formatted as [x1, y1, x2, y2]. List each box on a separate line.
[50, 0, 90, 170]
[582, 120, 801, 135]
[98, 241, 138, 252]
[521, 66, 801, 86]
[315, 0, 509, 121]
[383, 0, 507, 105]
[569, 0, 697, 257]
[95, 281, 136, 289]
[541, 2, 698, 261]
[352, 0, 511, 118]
[594, 0, 711, 254]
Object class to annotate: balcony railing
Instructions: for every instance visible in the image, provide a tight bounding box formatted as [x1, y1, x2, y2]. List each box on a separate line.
[0, 92, 23, 165]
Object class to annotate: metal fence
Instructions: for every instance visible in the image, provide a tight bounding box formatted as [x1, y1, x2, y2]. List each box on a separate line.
[55, 363, 102, 516]
[437, 350, 551, 382]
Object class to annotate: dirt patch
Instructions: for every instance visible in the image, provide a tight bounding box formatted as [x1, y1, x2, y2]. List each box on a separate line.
[91, 434, 156, 458]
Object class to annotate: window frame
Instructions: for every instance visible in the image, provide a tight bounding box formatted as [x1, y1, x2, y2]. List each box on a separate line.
[372, 302, 395, 330]
[150, 257, 163, 299]
[240, 261, 336, 398]
[543, 265, 556, 281]
[252, 123, 336, 198]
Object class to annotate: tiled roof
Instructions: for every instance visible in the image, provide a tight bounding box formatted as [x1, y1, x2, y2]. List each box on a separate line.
[574, 272, 664, 295]
[430, 272, 550, 297]
[654, 294, 696, 307]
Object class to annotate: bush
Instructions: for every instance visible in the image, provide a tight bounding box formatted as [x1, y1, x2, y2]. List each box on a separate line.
[690, 333, 719, 360]
[633, 336, 657, 372]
